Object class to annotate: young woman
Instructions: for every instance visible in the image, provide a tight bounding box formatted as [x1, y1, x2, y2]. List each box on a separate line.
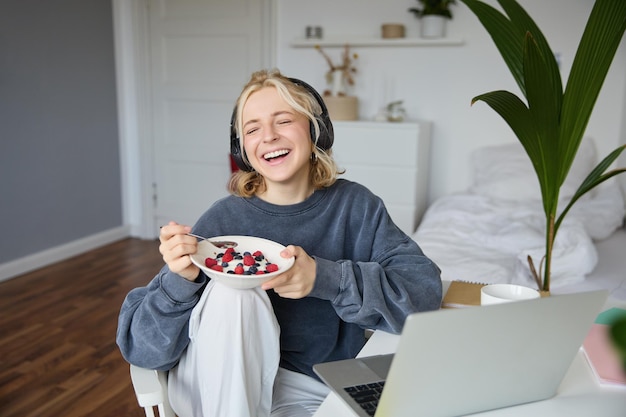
[117, 69, 442, 417]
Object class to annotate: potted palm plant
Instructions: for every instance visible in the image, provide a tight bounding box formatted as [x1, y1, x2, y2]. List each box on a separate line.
[408, 0, 456, 38]
[460, 0, 626, 292]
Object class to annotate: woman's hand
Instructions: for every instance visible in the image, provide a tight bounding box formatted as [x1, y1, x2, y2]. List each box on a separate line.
[261, 245, 316, 299]
[159, 221, 200, 281]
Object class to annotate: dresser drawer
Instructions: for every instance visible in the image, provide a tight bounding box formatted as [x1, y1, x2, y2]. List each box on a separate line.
[330, 121, 432, 235]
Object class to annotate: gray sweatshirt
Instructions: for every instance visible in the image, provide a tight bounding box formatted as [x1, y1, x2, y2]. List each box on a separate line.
[116, 179, 442, 379]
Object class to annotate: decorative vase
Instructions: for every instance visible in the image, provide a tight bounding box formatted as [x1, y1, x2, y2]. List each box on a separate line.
[420, 15, 447, 39]
[323, 96, 358, 121]
[330, 69, 346, 96]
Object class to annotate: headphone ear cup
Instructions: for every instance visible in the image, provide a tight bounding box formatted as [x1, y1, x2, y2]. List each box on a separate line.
[230, 108, 253, 172]
[288, 78, 334, 151]
[314, 111, 334, 151]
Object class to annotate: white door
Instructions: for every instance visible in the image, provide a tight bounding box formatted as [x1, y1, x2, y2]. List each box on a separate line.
[148, 0, 271, 231]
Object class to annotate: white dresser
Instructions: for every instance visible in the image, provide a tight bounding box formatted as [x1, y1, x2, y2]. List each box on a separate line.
[330, 121, 432, 235]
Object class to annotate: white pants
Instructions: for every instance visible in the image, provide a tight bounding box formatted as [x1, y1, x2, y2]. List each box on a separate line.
[271, 367, 330, 417]
[168, 281, 330, 417]
[169, 281, 280, 417]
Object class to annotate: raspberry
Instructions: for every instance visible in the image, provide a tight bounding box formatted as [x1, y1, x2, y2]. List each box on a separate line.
[204, 248, 279, 274]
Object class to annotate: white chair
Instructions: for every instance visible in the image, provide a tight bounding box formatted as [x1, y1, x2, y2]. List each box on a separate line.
[130, 364, 175, 417]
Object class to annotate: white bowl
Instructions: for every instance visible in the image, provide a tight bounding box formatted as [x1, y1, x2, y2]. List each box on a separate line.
[480, 284, 540, 305]
[189, 235, 294, 289]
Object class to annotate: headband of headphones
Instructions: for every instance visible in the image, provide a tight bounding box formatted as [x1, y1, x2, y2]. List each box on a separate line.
[230, 77, 334, 172]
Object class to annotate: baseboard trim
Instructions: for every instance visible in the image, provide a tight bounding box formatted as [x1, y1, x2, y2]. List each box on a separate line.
[0, 226, 131, 283]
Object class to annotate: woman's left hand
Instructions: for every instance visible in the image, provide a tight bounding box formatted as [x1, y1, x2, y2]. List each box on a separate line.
[261, 245, 316, 299]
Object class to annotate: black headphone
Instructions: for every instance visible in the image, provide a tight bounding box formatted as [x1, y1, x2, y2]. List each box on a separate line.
[230, 77, 334, 172]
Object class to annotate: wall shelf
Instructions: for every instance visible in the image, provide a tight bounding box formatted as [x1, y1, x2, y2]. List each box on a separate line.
[290, 37, 464, 48]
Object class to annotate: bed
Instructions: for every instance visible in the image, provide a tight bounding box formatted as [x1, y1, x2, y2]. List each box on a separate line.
[412, 138, 626, 301]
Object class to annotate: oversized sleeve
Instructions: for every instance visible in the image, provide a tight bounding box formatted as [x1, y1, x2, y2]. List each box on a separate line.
[309, 201, 442, 334]
[116, 266, 207, 370]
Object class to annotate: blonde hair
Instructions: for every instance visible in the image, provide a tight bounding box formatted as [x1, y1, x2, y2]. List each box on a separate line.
[228, 69, 342, 197]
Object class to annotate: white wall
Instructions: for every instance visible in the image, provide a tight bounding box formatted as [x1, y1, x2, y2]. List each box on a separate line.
[274, 0, 626, 204]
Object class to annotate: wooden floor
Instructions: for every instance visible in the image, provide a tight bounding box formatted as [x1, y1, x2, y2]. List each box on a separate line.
[0, 238, 163, 417]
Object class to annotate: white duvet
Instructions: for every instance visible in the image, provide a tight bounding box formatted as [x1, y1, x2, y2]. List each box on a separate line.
[413, 139, 625, 289]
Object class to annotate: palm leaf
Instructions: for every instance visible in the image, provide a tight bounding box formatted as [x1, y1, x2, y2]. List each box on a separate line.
[498, 0, 562, 97]
[461, 0, 525, 94]
[559, 0, 626, 184]
[522, 32, 562, 215]
[555, 145, 626, 232]
[470, 89, 555, 213]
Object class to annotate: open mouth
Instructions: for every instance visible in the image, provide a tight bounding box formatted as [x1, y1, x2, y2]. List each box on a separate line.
[263, 149, 289, 161]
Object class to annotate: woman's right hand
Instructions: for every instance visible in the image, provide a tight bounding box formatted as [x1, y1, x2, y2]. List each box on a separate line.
[159, 221, 200, 281]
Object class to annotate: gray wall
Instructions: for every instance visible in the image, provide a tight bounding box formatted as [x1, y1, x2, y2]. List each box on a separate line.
[0, 0, 122, 263]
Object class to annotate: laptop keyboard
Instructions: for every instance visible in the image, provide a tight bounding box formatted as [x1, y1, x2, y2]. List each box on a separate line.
[344, 381, 385, 416]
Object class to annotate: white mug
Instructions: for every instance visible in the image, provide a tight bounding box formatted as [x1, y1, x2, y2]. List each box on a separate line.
[481, 284, 540, 305]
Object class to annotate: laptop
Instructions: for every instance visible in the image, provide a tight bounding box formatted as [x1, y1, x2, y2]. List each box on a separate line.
[313, 290, 608, 417]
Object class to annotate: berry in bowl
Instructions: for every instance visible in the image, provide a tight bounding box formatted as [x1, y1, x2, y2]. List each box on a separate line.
[189, 235, 294, 289]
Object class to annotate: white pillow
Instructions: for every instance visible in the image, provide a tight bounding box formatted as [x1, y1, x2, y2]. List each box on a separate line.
[470, 138, 597, 202]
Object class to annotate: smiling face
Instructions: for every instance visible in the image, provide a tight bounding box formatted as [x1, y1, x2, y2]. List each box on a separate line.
[241, 86, 314, 201]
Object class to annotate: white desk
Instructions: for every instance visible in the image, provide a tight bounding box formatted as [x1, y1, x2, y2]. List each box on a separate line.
[313, 283, 626, 417]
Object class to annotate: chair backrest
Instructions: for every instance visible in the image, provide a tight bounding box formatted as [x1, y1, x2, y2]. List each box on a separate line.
[130, 364, 175, 417]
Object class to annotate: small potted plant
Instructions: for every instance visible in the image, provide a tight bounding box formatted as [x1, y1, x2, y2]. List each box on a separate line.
[408, 0, 456, 38]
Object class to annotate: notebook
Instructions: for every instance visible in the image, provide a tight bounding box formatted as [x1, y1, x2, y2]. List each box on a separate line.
[313, 290, 608, 417]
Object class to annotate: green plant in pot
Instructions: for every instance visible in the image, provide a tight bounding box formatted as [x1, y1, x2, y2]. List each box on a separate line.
[408, 0, 456, 19]
[409, 0, 456, 38]
[460, 0, 626, 294]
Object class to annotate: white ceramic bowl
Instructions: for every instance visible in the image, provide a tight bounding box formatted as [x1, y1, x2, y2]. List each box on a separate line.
[190, 235, 294, 289]
[480, 284, 540, 305]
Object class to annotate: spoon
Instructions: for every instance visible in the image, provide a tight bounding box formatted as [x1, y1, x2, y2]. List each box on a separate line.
[186, 233, 238, 249]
